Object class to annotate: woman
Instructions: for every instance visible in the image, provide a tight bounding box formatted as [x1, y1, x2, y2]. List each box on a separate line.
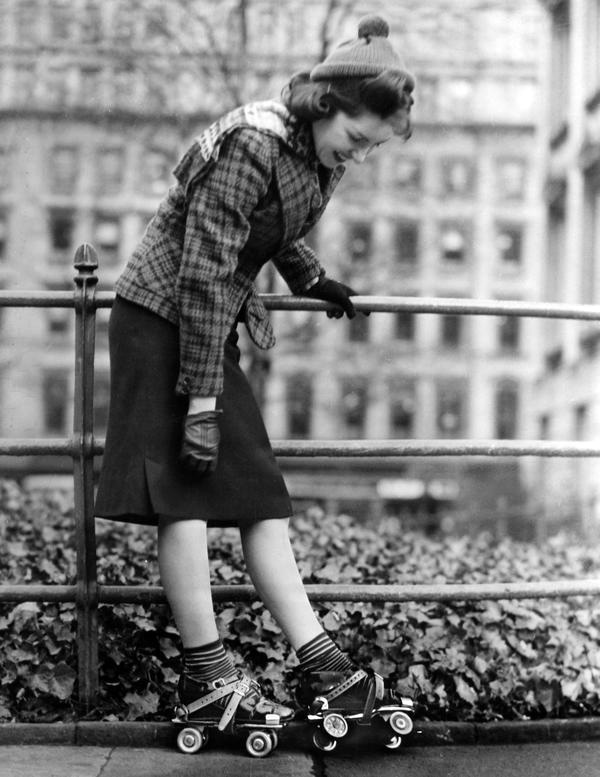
[95, 14, 414, 731]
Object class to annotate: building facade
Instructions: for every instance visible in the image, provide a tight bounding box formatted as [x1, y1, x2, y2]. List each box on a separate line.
[0, 0, 548, 532]
[536, 0, 600, 539]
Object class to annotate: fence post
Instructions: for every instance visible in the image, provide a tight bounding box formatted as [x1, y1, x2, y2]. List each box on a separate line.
[73, 243, 99, 710]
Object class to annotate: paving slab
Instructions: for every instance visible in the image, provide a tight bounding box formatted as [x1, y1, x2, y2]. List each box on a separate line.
[0, 745, 315, 777]
[0, 746, 111, 777]
[101, 746, 314, 777]
[323, 741, 600, 777]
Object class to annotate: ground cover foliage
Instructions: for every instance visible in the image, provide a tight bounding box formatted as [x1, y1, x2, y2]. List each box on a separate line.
[0, 479, 599, 723]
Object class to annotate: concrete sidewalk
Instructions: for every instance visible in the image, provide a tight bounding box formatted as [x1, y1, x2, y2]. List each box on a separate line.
[1, 741, 600, 777]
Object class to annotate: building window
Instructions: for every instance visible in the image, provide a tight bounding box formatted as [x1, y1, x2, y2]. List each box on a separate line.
[394, 311, 415, 341]
[574, 404, 588, 441]
[414, 76, 437, 121]
[113, 3, 137, 45]
[43, 370, 69, 434]
[394, 220, 419, 266]
[341, 378, 368, 437]
[14, 65, 36, 105]
[81, 2, 103, 43]
[495, 381, 519, 439]
[496, 223, 523, 267]
[0, 147, 9, 191]
[45, 65, 70, 107]
[439, 222, 469, 264]
[440, 157, 475, 198]
[496, 158, 527, 201]
[79, 67, 103, 109]
[347, 221, 372, 267]
[286, 373, 312, 438]
[440, 314, 462, 348]
[143, 147, 173, 196]
[436, 380, 467, 438]
[348, 314, 369, 342]
[393, 156, 422, 195]
[50, 146, 79, 195]
[15, 1, 39, 44]
[498, 315, 520, 351]
[50, 1, 72, 40]
[97, 148, 124, 195]
[93, 215, 121, 266]
[389, 379, 415, 437]
[47, 309, 70, 336]
[113, 66, 138, 109]
[0, 212, 7, 262]
[48, 209, 75, 265]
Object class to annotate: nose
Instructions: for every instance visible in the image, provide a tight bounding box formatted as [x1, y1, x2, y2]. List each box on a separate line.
[351, 148, 369, 164]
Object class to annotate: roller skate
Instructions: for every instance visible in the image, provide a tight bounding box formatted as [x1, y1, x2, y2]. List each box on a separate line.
[173, 670, 294, 758]
[298, 668, 415, 752]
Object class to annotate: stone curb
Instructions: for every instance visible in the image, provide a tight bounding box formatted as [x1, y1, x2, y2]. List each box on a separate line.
[0, 718, 598, 749]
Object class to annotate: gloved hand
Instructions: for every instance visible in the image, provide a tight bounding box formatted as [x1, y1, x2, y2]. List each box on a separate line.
[179, 409, 223, 475]
[304, 274, 366, 319]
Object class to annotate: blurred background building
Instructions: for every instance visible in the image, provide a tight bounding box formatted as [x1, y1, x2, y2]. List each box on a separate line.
[0, 0, 559, 536]
[535, 0, 600, 538]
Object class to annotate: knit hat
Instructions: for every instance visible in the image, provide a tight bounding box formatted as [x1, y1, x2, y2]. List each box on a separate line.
[310, 14, 413, 86]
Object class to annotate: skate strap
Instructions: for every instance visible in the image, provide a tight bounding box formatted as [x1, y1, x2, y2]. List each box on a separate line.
[362, 672, 384, 722]
[321, 669, 385, 722]
[321, 669, 368, 702]
[184, 673, 253, 732]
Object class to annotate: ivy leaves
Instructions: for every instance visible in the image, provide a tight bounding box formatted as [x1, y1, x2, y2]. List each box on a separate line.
[0, 483, 599, 722]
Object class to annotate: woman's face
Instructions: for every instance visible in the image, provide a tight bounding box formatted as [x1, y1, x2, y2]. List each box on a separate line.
[312, 109, 395, 169]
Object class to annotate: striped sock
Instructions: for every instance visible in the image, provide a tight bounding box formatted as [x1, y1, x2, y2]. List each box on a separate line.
[296, 632, 354, 673]
[182, 639, 236, 684]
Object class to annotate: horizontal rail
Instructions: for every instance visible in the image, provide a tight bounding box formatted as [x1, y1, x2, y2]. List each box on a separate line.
[3, 580, 600, 605]
[0, 585, 77, 603]
[3, 438, 600, 458]
[261, 294, 600, 320]
[272, 439, 600, 457]
[0, 291, 74, 307]
[13, 289, 600, 320]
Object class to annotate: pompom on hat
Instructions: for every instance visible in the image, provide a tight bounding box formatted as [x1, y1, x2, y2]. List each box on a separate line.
[310, 13, 414, 88]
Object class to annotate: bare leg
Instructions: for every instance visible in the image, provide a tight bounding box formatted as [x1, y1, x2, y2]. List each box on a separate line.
[240, 518, 323, 650]
[157, 516, 219, 648]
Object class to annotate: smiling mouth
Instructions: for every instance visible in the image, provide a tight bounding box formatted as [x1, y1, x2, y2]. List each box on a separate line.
[334, 151, 349, 164]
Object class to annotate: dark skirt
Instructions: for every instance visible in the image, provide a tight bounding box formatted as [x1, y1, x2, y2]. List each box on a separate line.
[94, 296, 292, 527]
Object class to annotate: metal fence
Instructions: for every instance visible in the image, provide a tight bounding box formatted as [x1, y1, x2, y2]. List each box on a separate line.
[1, 243, 600, 711]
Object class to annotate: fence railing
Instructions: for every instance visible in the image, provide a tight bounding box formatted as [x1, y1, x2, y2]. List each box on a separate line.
[1, 243, 600, 711]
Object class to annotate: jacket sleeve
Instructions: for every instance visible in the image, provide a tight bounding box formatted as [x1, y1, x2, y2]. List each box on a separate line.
[175, 129, 276, 397]
[271, 238, 324, 294]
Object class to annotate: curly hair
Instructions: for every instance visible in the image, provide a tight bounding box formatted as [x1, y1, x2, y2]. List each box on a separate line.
[282, 70, 415, 140]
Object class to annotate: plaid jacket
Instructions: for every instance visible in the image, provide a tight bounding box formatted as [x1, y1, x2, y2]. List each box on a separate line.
[116, 100, 344, 397]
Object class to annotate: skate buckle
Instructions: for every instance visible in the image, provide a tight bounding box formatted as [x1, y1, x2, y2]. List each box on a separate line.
[235, 680, 251, 696]
[265, 713, 280, 726]
[311, 696, 329, 713]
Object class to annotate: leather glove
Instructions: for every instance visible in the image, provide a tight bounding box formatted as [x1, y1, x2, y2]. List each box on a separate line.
[304, 274, 366, 319]
[179, 409, 223, 475]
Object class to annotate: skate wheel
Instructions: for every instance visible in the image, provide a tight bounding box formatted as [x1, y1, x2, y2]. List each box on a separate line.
[176, 726, 207, 754]
[389, 710, 414, 736]
[312, 729, 337, 752]
[268, 730, 279, 750]
[245, 729, 274, 758]
[322, 712, 349, 739]
[385, 735, 402, 750]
